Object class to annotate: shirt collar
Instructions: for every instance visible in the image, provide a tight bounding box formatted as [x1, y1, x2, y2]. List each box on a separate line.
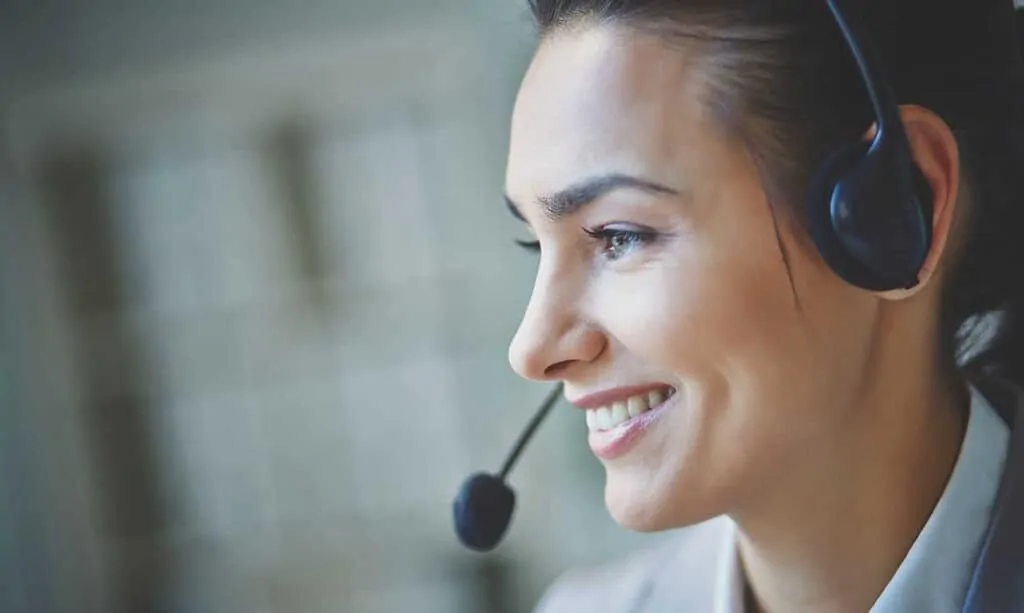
[872, 385, 1010, 612]
[715, 385, 1010, 613]
[714, 518, 744, 613]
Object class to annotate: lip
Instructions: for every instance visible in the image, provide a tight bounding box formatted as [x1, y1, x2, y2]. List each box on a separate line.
[568, 383, 674, 410]
[586, 390, 676, 460]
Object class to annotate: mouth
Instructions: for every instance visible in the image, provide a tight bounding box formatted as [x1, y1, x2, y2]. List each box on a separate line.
[584, 386, 676, 432]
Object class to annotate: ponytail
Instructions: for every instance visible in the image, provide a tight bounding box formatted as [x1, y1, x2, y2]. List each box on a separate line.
[954, 8, 1024, 389]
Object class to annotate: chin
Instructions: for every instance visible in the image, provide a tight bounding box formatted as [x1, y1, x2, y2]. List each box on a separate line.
[603, 468, 718, 532]
[606, 496, 669, 532]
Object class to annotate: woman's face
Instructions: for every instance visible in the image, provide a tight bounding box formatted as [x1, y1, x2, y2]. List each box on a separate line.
[505, 25, 880, 530]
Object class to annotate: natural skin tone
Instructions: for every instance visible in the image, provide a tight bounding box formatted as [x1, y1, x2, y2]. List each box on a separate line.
[504, 24, 968, 613]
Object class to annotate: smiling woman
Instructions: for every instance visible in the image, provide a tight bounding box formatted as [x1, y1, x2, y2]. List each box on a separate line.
[502, 1, 1024, 612]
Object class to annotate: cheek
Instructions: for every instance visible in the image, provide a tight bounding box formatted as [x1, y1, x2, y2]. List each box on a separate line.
[591, 228, 842, 523]
[595, 231, 805, 382]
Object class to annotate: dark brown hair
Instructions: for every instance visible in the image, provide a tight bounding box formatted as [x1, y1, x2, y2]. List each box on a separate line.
[529, 0, 1024, 386]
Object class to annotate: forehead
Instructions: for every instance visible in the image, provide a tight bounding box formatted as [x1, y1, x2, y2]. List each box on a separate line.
[505, 25, 712, 206]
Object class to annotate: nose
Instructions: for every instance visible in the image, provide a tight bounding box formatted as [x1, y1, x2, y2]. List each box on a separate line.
[508, 272, 605, 382]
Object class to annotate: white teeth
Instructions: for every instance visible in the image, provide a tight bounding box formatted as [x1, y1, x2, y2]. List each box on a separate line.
[611, 402, 629, 424]
[586, 388, 673, 432]
[627, 395, 647, 418]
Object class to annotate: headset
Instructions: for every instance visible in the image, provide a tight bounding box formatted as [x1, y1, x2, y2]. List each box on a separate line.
[452, 0, 934, 552]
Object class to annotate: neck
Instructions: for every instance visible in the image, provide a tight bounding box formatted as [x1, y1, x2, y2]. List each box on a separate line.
[734, 327, 969, 613]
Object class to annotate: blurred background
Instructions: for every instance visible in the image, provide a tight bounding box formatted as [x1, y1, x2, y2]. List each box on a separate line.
[0, 1, 655, 612]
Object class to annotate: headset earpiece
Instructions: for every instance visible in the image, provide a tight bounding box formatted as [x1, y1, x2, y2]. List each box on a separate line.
[806, 141, 877, 289]
[807, 0, 936, 293]
[806, 134, 933, 292]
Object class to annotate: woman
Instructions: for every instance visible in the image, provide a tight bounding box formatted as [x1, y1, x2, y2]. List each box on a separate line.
[503, 0, 1024, 611]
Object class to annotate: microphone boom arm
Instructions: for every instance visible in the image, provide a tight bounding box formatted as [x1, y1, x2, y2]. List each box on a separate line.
[499, 382, 564, 480]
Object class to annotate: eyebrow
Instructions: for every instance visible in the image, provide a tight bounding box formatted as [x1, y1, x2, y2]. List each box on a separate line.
[504, 173, 680, 223]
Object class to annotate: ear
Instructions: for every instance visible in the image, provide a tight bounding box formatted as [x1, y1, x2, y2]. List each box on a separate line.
[876, 105, 961, 301]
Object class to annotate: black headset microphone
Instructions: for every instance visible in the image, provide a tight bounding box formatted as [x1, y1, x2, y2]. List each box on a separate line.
[452, 383, 563, 552]
[452, 0, 933, 552]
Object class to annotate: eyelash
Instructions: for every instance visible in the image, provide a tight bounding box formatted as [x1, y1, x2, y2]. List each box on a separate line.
[514, 226, 657, 260]
[515, 239, 541, 252]
[584, 226, 656, 261]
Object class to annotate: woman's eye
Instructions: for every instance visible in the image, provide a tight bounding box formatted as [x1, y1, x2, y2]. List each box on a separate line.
[584, 226, 655, 261]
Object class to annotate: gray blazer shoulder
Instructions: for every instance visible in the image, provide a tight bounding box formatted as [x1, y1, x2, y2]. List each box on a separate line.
[533, 516, 732, 613]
